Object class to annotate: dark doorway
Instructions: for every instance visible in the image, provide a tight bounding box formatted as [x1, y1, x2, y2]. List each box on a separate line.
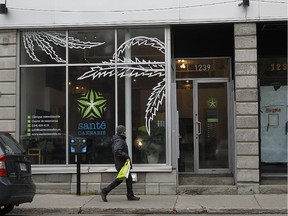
[171, 24, 234, 59]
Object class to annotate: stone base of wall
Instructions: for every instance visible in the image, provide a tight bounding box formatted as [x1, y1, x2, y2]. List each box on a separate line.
[33, 172, 287, 195]
[32, 171, 177, 195]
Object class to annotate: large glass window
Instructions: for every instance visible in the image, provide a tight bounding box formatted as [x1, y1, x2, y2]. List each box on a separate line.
[20, 31, 66, 65]
[117, 28, 166, 164]
[20, 27, 166, 165]
[20, 67, 66, 164]
[257, 22, 287, 176]
[68, 66, 115, 164]
[68, 29, 115, 64]
[259, 57, 287, 172]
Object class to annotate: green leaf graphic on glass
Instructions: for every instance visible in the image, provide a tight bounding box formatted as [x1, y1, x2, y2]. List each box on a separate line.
[77, 90, 106, 120]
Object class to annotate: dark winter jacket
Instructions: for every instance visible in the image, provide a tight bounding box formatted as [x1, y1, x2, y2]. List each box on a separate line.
[111, 134, 130, 171]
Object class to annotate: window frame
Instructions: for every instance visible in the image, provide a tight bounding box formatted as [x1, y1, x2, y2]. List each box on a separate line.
[17, 27, 173, 172]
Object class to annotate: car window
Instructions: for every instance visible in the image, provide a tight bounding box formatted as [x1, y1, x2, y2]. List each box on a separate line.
[0, 146, 4, 155]
[0, 134, 25, 155]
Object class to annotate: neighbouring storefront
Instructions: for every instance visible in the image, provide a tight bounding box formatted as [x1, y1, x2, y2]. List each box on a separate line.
[257, 22, 287, 180]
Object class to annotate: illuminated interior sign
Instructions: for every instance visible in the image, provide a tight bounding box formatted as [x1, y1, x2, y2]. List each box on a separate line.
[176, 58, 230, 78]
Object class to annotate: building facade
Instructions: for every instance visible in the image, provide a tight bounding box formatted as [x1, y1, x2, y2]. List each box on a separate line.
[0, 0, 287, 195]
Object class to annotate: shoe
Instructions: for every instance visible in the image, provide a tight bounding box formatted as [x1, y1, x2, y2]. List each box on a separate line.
[100, 189, 108, 202]
[127, 196, 140, 201]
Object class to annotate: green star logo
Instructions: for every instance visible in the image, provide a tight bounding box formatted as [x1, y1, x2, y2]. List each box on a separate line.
[77, 90, 106, 120]
[207, 97, 218, 109]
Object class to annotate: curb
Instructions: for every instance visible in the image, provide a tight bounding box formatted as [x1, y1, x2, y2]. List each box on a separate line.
[12, 207, 288, 215]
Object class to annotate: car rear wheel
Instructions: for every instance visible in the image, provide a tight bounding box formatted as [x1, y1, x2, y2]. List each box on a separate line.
[0, 205, 14, 215]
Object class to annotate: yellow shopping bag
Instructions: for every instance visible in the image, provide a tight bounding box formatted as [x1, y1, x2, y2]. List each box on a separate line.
[116, 159, 130, 180]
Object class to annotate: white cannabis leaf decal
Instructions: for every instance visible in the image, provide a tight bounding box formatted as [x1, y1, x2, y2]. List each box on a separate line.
[22, 31, 166, 135]
[23, 31, 104, 63]
[145, 79, 165, 135]
[77, 36, 166, 135]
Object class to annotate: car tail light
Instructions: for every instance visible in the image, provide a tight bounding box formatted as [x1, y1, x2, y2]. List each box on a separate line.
[0, 155, 7, 177]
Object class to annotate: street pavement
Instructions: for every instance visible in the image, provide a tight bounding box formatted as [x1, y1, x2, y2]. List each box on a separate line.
[11, 193, 288, 215]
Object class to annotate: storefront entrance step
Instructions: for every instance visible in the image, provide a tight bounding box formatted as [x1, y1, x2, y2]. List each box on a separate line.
[177, 185, 237, 195]
[179, 175, 234, 185]
[259, 185, 288, 194]
[35, 183, 71, 194]
[261, 176, 287, 185]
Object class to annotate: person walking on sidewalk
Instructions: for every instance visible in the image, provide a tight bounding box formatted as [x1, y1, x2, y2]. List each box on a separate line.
[101, 125, 140, 202]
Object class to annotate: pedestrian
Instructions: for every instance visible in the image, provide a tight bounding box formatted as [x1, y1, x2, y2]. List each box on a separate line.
[100, 125, 140, 202]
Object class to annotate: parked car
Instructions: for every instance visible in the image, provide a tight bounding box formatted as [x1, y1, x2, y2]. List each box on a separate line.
[0, 132, 36, 215]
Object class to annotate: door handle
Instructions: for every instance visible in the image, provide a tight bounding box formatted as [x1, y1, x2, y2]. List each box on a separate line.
[196, 120, 201, 135]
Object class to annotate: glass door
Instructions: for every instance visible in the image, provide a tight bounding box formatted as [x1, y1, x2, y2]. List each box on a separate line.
[196, 81, 229, 172]
[177, 81, 195, 172]
[177, 80, 230, 173]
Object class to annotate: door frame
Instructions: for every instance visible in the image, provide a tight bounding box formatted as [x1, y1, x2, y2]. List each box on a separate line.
[193, 78, 231, 174]
[172, 57, 236, 175]
[176, 78, 232, 174]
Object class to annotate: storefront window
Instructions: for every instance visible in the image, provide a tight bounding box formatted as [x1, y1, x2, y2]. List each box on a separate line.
[119, 75, 166, 164]
[117, 28, 165, 62]
[20, 31, 66, 65]
[259, 57, 287, 172]
[20, 27, 166, 165]
[68, 30, 115, 64]
[20, 67, 66, 164]
[258, 22, 287, 175]
[116, 28, 166, 164]
[68, 66, 115, 164]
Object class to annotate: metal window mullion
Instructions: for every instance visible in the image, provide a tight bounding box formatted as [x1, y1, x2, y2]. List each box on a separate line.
[16, 31, 21, 141]
[19, 64, 66, 68]
[165, 26, 171, 167]
[194, 81, 199, 172]
[124, 30, 132, 159]
[115, 29, 118, 131]
[65, 30, 69, 165]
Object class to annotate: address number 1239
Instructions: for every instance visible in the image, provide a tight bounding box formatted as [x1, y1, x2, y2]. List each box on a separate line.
[194, 64, 211, 71]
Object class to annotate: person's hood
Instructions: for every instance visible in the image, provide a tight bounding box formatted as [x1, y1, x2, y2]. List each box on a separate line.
[111, 134, 126, 142]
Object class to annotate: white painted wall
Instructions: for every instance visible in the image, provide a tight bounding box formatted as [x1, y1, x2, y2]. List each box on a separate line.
[0, 0, 287, 28]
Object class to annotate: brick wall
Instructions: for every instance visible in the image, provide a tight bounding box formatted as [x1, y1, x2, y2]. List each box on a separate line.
[0, 30, 17, 136]
[234, 23, 259, 194]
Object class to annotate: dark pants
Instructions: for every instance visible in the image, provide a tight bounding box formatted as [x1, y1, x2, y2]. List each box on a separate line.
[102, 172, 134, 198]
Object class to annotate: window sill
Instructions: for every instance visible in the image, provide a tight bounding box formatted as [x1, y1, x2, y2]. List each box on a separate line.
[31, 164, 173, 174]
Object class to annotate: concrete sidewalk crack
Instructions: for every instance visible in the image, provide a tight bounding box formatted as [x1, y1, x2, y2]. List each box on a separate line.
[171, 195, 179, 214]
[78, 196, 95, 214]
[253, 194, 262, 208]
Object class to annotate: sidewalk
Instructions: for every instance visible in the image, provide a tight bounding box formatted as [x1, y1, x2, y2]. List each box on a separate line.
[12, 194, 288, 215]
